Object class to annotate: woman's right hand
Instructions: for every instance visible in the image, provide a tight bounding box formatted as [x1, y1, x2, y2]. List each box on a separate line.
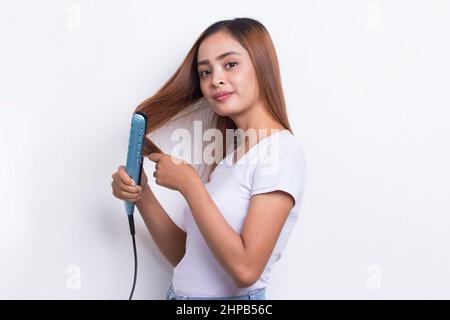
[111, 165, 149, 203]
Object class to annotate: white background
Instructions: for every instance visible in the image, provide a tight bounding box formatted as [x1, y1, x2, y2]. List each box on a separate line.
[0, 0, 449, 299]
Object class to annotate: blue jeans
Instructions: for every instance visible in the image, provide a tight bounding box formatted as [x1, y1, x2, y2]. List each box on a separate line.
[166, 283, 266, 300]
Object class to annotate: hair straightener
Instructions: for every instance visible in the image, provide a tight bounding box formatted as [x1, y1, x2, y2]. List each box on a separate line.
[123, 111, 162, 300]
[123, 112, 147, 300]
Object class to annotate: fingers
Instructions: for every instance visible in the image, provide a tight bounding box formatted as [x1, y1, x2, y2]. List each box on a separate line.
[111, 180, 142, 201]
[111, 166, 143, 201]
[118, 165, 136, 186]
[148, 152, 164, 163]
[123, 183, 142, 194]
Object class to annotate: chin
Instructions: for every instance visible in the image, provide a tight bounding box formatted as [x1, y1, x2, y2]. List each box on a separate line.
[213, 106, 241, 117]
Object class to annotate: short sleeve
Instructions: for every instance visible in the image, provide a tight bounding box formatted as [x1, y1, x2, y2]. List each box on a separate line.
[250, 147, 306, 206]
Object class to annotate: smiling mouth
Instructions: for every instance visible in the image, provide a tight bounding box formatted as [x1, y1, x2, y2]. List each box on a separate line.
[214, 93, 233, 102]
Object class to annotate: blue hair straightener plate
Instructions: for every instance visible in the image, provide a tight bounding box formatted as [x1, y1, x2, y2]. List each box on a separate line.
[124, 112, 148, 217]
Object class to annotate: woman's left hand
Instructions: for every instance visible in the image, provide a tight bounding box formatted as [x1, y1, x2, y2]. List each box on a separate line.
[147, 152, 199, 193]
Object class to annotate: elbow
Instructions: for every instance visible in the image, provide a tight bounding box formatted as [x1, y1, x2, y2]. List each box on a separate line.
[234, 268, 258, 289]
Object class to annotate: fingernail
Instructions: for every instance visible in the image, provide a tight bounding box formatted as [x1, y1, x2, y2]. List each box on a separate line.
[131, 181, 136, 186]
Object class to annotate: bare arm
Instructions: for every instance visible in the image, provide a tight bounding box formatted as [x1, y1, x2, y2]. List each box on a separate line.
[136, 185, 186, 267]
[143, 152, 295, 288]
[181, 178, 294, 288]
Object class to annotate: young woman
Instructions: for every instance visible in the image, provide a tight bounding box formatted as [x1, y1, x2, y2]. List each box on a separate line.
[111, 18, 306, 300]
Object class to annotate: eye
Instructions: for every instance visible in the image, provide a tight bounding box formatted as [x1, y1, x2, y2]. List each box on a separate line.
[199, 69, 211, 77]
[198, 62, 238, 78]
[226, 62, 238, 69]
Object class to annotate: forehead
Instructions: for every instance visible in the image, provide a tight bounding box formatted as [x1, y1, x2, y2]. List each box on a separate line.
[197, 32, 246, 61]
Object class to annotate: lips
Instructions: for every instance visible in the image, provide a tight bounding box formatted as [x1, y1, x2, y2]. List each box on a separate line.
[213, 91, 233, 99]
[213, 92, 233, 102]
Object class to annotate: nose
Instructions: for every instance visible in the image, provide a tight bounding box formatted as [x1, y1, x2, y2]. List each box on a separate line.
[212, 79, 225, 89]
[211, 69, 226, 87]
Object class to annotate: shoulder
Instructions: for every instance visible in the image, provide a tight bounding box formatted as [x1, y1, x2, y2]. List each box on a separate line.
[250, 130, 306, 181]
[256, 130, 306, 169]
[249, 130, 307, 207]
[279, 130, 305, 161]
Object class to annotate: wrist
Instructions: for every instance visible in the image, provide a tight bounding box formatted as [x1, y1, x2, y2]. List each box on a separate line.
[136, 184, 151, 208]
[142, 183, 151, 193]
[180, 169, 201, 197]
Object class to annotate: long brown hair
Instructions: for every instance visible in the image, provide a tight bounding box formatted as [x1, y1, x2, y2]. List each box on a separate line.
[136, 17, 293, 182]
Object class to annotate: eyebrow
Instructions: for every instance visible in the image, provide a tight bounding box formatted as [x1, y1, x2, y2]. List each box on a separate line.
[197, 51, 241, 67]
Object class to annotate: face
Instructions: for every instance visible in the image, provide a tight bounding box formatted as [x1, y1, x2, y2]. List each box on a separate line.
[197, 31, 260, 117]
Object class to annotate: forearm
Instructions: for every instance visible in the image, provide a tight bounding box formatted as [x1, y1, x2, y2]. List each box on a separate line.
[136, 185, 186, 267]
[180, 178, 250, 287]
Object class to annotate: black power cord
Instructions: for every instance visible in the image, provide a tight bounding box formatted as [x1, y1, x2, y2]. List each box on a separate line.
[128, 215, 137, 300]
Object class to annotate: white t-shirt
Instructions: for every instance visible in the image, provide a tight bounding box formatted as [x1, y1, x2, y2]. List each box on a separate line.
[171, 129, 307, 297]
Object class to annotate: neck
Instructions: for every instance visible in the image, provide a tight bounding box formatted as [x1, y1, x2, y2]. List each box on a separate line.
[228, 99, 285, 134]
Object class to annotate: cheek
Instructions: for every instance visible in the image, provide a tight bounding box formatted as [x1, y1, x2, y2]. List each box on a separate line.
[200, 81, 206, 95]
[235, 67, 257, 95]
[235, 75, 257, 102]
